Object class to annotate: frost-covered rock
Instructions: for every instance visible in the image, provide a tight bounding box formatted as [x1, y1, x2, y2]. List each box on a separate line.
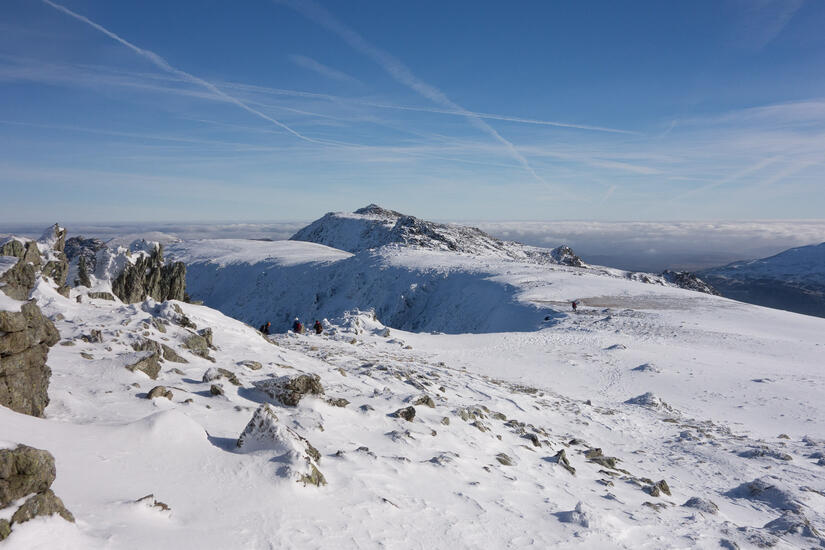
[253, 373, 324, 406]
[556, 502, 593, 528]
[111, 244, 186, 304]
[682, 497, 719, 515]
[625, 392, 672, 411]
[236, 404, 326, 486]
[726, 477, 802, 512]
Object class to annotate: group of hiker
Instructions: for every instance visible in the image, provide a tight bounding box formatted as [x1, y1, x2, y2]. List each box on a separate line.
[258, 318, 323, 336]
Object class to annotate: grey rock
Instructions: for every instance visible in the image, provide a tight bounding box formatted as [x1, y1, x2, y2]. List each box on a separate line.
[125, 352, 161, 380]
[326, 397, 350, 407]
[551, 449, 576, 475]
[160, 344, 188, 363]
[391, 406, 416, 422]
[0, 445, 56, 507]
[87, 291, 115, 301]
[495, 453, 513, 466]
[253, 373, 324, 406]
[0, 302, 58, 417]
[111, 244, 186, 303]
[210, 384, 224, 396]
[11, 489, 74, 524]
[412, 395, 435, 408]
[135, 493, 170, 512]
[240, 360, 262, 370]
[147, 386, 173, 400]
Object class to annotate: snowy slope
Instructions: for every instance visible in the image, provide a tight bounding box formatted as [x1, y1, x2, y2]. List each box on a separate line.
[2, 275, 824, 549]
[700, 242, 825, 318]
[3, 217, 825, 549]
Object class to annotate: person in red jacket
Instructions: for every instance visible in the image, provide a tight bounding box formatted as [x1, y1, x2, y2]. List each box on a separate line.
[313, 320, 323, 335]
[292, 318, 303, 333]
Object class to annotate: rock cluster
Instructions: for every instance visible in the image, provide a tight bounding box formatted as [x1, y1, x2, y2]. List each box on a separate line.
[111, 244, 187, 303]
[0, 445, 74, 541]
[0, 302, 59, 416]
[1, 224, 69, 299]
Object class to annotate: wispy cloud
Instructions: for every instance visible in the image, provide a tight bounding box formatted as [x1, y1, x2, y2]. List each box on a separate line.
[732, 0, 805, 51]
[41, 0, 318, 144]
[287, 54, 361, 85]
[274, 0, 552, 187]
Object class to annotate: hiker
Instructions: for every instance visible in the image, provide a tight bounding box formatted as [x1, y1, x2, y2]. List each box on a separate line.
[292, 317, 303, 334]
[313, 320, 323, 335]
[259, 321, 271, 335]
[571, 301, 577, 312]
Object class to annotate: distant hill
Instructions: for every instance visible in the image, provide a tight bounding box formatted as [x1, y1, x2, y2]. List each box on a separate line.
[698, 242, 825, 318]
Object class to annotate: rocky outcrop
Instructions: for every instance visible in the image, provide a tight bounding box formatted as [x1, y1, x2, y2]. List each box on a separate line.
[550, 246, 584, 267]
[0, 225, 69, 299]
[111, 244, 186, 304]
[661, 270, 719, 296]
[0, 239, 40, 301]
[0, 301, 59, 417]
[64, 236, 106, 276]
[0, 445, 74, 541]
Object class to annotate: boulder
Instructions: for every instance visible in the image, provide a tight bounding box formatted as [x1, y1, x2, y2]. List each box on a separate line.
[202, 367, 240, 386]
[0, 445, 74, 540]
[125, 352, 161, 380]
[160, 344, 188, 364]
[390, 406, 416, 422]
[0, 302, 59, 417]
[11, 489, 74, 524]
[253, 373, 324, 406]
[147, 386, 173, 400]
[0, 445, 56, 507]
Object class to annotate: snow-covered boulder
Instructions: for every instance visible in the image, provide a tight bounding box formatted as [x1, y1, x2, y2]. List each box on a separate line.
[236, 404, 326, 486]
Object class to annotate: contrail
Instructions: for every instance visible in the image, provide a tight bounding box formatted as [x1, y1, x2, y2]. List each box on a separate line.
[275, 0, 551, 185]
[42, 0, 317, 144]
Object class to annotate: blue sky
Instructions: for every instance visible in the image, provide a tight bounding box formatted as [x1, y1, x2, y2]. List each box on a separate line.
[1, 0, 824, 222]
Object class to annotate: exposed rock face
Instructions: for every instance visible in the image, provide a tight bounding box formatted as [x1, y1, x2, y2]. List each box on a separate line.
[64, 236, 106, 276]
[661, 270, 719, 296]
[0, 445, 73, 541]
[0, 225, 69, 299]
[253, 373, 324, 406]
[236, 404, 326, 486]
[0, 239, 40, 300]
[550, 246, 584, 267]
[111, 244, 187, 303]
[0, 301, 59, 417]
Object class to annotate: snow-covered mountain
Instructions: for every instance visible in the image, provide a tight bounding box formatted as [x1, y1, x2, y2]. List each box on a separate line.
[3, 221, 824, 549]
[290, 204, 585, 265]
[170, 205, 716, 334]
[699, 242, 825, 318]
